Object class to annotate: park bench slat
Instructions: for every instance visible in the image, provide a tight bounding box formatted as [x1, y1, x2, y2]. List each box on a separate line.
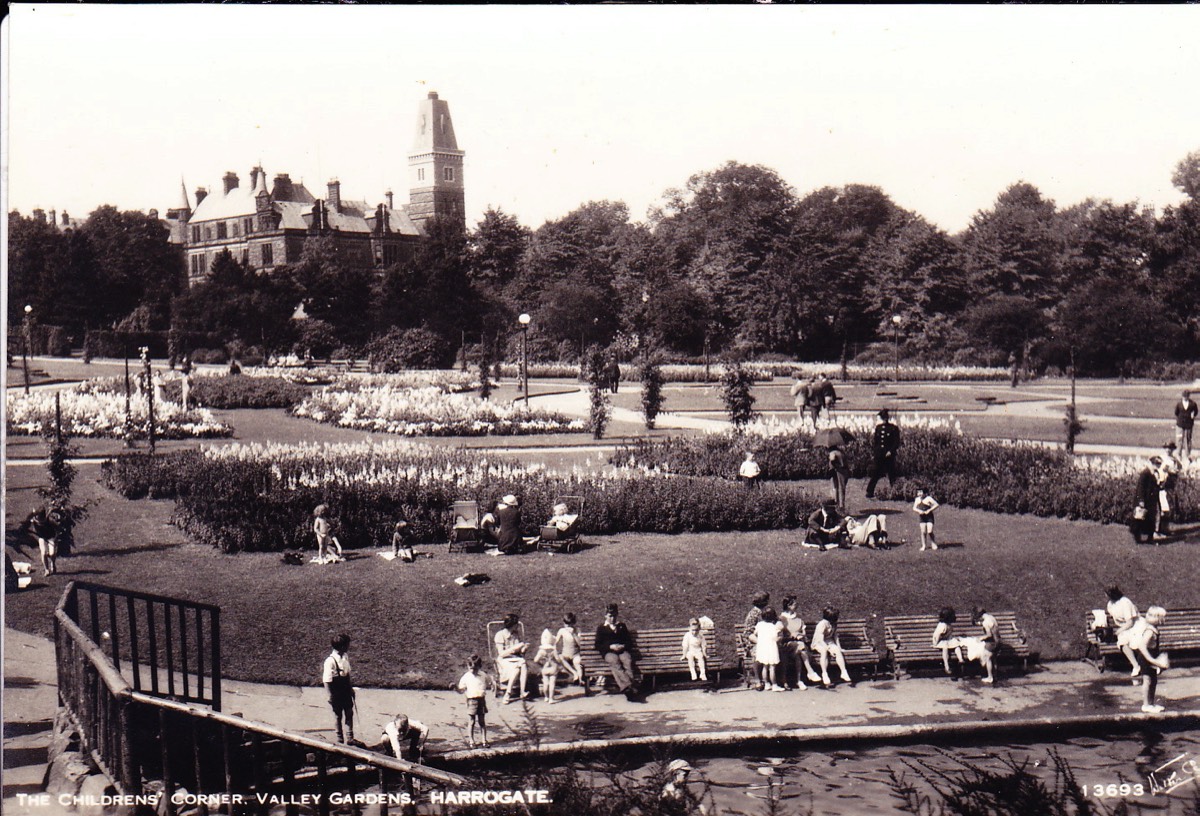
[884, 612, 1031, 680]
[733, 619, 879, 682]
[1084, 608, 1200, 671]
[577, 627, 728, 690]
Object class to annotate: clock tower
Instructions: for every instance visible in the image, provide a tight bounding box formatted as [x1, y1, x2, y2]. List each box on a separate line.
[408, 91, 465, 234]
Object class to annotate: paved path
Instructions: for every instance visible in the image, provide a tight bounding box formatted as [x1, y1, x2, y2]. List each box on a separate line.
[5, 624, 1199, 810]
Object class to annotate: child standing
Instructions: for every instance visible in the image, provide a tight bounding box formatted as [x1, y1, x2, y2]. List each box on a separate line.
[913, 490, 940, 551]
[456, 655, 494, 748]
[739, 452, 762, 489]
[391, 519, 415, 562]
[752, 608, 784, 691]
[680, 618, 709, 682]
[1134, 607, 1170, 713]
[533, 629, 561, 703]
[931, 606, 964, 678]
[555, 613, 589, 694]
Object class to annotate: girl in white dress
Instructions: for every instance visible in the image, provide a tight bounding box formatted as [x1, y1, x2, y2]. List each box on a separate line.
[752, 607, 784, 691]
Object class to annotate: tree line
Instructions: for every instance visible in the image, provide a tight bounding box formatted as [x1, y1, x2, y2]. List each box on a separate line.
[8, 150, 1199, 375]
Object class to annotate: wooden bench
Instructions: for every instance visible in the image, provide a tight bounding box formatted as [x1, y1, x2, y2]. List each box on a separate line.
[734, 618, 880, 682]
[883, 612, 1032, 679]
[578, 627, 727, 690]
[1084, 608, 1200, 671]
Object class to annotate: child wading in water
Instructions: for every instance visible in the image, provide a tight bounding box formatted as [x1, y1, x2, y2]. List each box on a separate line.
[555, 613, 589, 694]
[681, 617, 709, 682]
[913, 489, 940, 551]
[456, 655, 494, 748]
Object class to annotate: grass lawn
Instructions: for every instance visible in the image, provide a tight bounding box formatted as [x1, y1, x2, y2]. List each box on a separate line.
[6, 465, 1198, 690]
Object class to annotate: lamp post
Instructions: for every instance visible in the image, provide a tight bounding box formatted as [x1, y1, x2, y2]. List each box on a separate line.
[22, 304, 33, 394]
[891, 314, 903, 382]
[518, 313, 531, 404]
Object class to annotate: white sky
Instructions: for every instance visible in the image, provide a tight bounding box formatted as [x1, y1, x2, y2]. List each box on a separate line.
[3, 4, 1198, 233]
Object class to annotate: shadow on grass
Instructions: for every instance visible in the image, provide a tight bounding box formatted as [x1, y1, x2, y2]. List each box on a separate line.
[77, 542, 179, 558]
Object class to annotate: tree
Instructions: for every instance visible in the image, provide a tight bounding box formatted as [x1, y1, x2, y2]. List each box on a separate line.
[1056, 200, 1155, 295]
[1055, 279, 1179, 376]
[961, 295, 1046, 364]
[1171, 149, 1200, 201]
[283, 237, 375, 348]
[653, 162, 797, 344]
[584, 346, 611, 439]
[639, 356, 665, 430]
[81, 206, 185, 329]
[958, 183, 1064, 308]
[468, 208, 529, 288]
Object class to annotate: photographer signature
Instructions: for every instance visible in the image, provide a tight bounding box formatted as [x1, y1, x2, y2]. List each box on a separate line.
[1148, 753, 1200, 797]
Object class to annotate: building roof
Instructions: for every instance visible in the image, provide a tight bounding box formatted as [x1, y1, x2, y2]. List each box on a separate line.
[410, 91, 461, 155]
[190, 184, 258, 222]
[274, 200, 421, 237]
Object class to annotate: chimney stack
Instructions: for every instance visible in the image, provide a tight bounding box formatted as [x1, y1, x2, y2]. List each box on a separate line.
[250, 167, 260, 188]
[49, 210, 57, 227]
[327, 179, 341, 212]
[62, 212, 70, 226]
[195, 187, 208, 205]
[385, 190, 394, 209]
[223, 171, 239, 195]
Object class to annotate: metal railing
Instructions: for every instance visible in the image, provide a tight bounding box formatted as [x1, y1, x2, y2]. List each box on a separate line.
[54, 580, 469, 814]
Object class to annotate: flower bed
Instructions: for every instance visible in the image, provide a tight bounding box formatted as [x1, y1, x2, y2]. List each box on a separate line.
[613, 419, 1198, 525]
[159, 375, 311, 409]
[291, 384, 584, 436]
[6, 387, 231, 439]
[101, 441, 822, 552]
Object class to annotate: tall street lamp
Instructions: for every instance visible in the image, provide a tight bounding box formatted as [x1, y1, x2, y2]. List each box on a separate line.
[518, 313, 531, 404]
[22, 304, 33, 394]
[891, 314, 903, 382]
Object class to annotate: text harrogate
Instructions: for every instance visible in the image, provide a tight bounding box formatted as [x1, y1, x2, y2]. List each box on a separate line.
[430, 790, 552, 805]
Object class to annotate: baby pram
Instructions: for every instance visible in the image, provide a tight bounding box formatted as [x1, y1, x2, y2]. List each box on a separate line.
[536, 496, 585, 554]
[448, 500, 495, 553]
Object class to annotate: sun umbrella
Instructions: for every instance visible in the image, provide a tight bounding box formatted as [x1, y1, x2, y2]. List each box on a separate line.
[813, 428, 854, 448]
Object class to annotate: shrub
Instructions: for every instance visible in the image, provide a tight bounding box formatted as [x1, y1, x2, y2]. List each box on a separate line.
[585, 348, 611, 439]
[365, 327, 453, 371]
[101, 441, 823, 552]
[721, 363, 757, 430]
[160, 375, 310, 410]
[613, 422, 1199, 526]
[640, 357, 665, 429]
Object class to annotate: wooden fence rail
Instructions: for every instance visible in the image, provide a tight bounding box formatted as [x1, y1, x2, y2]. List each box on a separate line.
[54, 581, 469, 812]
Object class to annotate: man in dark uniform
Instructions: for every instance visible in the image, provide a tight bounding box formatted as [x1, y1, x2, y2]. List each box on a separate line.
[865, 409, 901, 499]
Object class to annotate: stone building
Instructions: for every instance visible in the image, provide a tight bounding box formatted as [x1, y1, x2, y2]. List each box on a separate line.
[168, 91, 465, 285]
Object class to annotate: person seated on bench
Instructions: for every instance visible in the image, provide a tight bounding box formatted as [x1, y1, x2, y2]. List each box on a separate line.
[493, 613, 530, 703]
[806, 499, 848, 550]
[844, 513, 888, 548]
[932, 606, 965, 678]
[1105, 585, 1142, 677]
[811, 606, 852, 688]
[376, 713, 429, 762]
[595, 603, 644, 702]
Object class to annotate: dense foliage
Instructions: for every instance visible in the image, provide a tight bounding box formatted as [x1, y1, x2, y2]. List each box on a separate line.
[10, 150, 1200, 374]
[101, 442, 822, 553]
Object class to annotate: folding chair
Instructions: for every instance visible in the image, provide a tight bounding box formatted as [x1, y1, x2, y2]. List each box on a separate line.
[536, 495, 585, 554]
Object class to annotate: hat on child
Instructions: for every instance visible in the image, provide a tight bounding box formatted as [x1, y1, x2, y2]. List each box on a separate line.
[502, 494, 518, 506]
[668, 760, 694, 774]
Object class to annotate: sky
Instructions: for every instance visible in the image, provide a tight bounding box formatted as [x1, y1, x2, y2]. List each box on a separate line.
[3, 4, 1199, 234]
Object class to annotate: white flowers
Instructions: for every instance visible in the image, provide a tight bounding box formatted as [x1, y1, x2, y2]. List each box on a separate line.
[5, 386, 230, 438]
[292, 384, 584, 436]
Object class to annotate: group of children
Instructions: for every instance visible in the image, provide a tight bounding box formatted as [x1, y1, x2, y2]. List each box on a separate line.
[745, 594, 853, 691]
[931, 606, 1001, 683]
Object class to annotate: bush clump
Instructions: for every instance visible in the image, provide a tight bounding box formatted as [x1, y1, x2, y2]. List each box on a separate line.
[161, 375, 310, 410]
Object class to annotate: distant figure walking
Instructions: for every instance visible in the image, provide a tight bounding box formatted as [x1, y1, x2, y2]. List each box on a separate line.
[1174, 390, 1196, 461]
[28, 507, 59, 577]
[865, 410, 901, 499]
[828, 445, 850, 511]
[606, 354, 621, 394]
[790, 374, 811, 426]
